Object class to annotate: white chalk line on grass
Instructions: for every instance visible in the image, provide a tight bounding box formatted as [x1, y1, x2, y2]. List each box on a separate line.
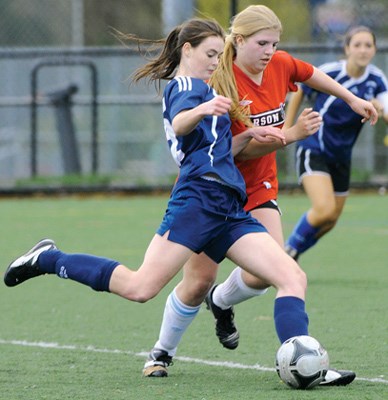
[0, 338, 387, 385]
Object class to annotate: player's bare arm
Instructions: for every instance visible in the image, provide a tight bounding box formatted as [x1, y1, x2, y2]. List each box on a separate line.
[283, 87, 304, 129]
[232, 126, 286, 158]
[283, 108, 322, 142]
[304, 67, 378, 125]
[172, 95, 232, 135]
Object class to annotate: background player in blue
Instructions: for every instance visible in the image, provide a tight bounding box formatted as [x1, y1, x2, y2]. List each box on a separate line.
[4, 18, 324, 380]
[285, 26, 388, 260]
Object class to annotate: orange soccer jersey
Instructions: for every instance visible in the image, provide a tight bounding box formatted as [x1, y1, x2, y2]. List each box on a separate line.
[231, 50, 314, 211]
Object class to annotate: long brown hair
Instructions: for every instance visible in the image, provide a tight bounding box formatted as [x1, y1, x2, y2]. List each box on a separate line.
[116, 18, 225, 93]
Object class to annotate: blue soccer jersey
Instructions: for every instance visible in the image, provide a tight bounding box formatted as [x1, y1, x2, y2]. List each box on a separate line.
[163, 76, 247, 202]
[298, 60, 388, 162]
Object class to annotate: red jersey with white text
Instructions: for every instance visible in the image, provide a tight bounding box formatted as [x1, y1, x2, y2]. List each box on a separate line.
[232, 50, 314, 211]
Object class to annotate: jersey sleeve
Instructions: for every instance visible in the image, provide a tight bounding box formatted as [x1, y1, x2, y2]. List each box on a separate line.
[377, 91, 388, 113]
[375, 71, 388, 113]
[276, 51, 314, 92]
[166, 77, 209, 121]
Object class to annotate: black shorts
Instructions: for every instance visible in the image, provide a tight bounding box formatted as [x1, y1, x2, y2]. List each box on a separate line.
[295, 147, 351, 194]
[251, 199, 282, 215]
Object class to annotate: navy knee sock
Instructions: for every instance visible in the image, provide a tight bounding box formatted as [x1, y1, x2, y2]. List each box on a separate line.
[274, 296, 309, 343]
[38, 250, 120, 292]
[286, 213, 319, 254]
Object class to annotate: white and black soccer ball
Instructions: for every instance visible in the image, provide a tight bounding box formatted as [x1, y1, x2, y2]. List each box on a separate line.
[275, 335, 329, 389]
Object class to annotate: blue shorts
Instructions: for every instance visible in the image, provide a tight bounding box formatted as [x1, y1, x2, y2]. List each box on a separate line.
[157, 178, 267, 263]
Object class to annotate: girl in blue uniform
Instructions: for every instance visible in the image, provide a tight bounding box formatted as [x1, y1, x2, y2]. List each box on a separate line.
[285, 26, 388, 260]
[5, 18, 312, 348]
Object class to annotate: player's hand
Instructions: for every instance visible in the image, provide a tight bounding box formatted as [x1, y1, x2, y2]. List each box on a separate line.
[248, 126, 286, 145]
[350, 98, 378, 125]
[203, 95, 232, 116]
[293, 108, 322, 139]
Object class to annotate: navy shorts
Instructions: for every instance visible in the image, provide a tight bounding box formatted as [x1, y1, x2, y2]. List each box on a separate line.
[296, 147, 351, 194]
[157, 178, 267, 263]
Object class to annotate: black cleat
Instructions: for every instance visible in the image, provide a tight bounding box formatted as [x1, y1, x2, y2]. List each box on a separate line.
[4, 239, 57, 287]
[205, 285, 239, 350]
[319, 369, 356, 386]
[143, 348, 173, 377]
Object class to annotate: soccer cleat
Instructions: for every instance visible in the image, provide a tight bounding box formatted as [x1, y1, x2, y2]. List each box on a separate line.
[319, 369, 356, 386]
[205, 285, 239, 350]
[4, 239, 57, 287]
[143, 348, 173, 377]
[285, 244, 300, 261]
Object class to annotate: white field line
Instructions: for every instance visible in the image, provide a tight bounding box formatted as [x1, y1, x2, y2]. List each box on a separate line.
[0, 338, 387, 385]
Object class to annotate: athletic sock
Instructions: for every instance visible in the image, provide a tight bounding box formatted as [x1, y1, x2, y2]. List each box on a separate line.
[38, 250, 120, 292]
[286, 213, 319, 254]
[155, 289, 200, 357]
[212, 267, 268, 310]
[274, 296, 309, 343]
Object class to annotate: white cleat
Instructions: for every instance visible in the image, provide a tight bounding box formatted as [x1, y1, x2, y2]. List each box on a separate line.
[320, 369, 356, 386]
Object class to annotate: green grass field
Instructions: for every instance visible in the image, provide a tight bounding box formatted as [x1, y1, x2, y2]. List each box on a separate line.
[0, 192, 387, 400]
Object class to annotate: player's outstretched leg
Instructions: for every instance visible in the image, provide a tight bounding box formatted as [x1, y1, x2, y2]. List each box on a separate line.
[4, 239, 119, 292]
[205, 285, 239, 350]
[4, 239, 57, 287]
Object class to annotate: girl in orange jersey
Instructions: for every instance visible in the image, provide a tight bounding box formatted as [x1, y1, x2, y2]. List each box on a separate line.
[143, 5, 376, 385]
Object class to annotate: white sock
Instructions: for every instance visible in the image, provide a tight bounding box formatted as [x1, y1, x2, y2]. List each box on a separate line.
[154, 289, 200, 357]
[212, 267, 268, 310]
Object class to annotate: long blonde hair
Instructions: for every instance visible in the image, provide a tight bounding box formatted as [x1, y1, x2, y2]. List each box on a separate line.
[209, 5, 282, 125]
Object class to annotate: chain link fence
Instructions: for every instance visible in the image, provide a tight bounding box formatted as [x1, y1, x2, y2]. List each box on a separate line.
[0, 0, 163, 47]
[0, 0, 387, 191]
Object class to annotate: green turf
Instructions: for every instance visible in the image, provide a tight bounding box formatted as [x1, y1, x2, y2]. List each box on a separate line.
[0, 192, 387, 400]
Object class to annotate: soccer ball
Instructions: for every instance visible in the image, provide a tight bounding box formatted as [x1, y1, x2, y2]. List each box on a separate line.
[275, 335, 329, 389]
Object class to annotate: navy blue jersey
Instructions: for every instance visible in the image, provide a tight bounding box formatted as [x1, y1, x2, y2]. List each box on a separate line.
[163, 76, 247, 202]
[298, 60, 388, 162]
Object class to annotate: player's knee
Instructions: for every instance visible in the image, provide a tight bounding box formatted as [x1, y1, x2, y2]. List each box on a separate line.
[313, 202, 337, 224]
[122, 285, 160, 303]
[180, 265, 216, 303]
[187, 279, 214, 299]
[242, 272, 270, 290]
